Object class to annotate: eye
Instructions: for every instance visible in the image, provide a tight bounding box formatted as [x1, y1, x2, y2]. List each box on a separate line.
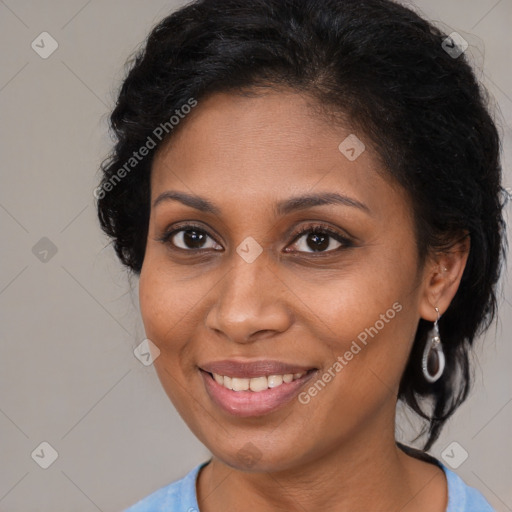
[286, 224, 352, 254]
[158, 222, 353, 255]
[159, 224, 223, 251]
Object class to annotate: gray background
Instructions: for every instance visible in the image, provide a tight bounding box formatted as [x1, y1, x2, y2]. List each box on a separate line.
[1, 0, 511, 510]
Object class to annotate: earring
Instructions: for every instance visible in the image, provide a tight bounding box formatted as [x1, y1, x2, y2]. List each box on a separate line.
[422, 307, 445, 383]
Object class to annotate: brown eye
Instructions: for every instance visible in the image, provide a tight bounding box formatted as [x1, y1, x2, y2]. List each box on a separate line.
[286, 225, 351, 254]
[293, 232, 341, 252]
[164, 226, 223, 251]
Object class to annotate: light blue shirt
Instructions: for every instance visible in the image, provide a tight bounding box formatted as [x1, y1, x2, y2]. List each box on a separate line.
[124, 460, 495, 511]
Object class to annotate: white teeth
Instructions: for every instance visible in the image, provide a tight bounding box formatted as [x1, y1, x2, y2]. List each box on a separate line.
[211, 371, 307, 392]
[231, 377, 249, 391]
[268, 375, 283, 388]
[249, 376, 268, 392]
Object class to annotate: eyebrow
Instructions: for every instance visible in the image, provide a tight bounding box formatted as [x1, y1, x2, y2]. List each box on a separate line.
[153, 191, 222, 214]
[152, 190, 370, 216]
[275, 192, 370, 216]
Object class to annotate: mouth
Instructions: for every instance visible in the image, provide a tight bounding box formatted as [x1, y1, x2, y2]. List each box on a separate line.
[208, 370, 309, 391]
[199, 360, 318, 417]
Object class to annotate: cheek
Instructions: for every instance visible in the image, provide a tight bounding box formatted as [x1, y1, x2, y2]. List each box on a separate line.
[286, 254, 412, 344]
[293, 250, 419, 392]
[138, 260, 200, 346]
[139, 268, 171, 342]
[138, 262, 202, 413]
[295, 300, 416, 449]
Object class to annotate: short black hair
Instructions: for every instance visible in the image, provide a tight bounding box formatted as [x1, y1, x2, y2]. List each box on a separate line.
[96, 0, 506, 450]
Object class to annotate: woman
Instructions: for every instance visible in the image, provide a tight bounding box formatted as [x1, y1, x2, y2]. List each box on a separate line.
[96, 0, 506, 510]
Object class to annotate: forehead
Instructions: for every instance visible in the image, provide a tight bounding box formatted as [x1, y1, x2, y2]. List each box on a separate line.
[150, 90, 407, 220]
[153, 90, 342, 166]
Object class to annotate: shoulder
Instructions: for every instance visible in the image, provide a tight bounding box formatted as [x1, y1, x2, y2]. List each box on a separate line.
[398, 443, 495, 512]
[442, 464, 496, 512]
[123, 461, 208, 512]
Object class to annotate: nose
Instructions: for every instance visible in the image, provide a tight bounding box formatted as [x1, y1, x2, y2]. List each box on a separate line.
[204, 252, 294, 344]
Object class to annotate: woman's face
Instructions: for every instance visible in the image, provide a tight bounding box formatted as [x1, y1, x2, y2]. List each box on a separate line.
[139, 90, 432, 471]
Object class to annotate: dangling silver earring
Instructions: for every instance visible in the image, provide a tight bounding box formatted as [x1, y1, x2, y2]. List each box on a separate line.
[422, 307, 445, 383]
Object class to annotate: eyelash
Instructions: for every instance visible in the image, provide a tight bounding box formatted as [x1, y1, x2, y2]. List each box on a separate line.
[157, 222, 354, 255]
[285, 224, 354, 254]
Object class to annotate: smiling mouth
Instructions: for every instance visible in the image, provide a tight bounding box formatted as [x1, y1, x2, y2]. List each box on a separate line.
[199, 366, 318, 417]
[206, 370, 314, 392]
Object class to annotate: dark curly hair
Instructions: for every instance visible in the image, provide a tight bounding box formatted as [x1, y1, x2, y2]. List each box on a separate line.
[96, 0, 506, 450]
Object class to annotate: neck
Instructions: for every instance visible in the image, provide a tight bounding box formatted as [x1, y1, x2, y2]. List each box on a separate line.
[197, 413, 445, 511]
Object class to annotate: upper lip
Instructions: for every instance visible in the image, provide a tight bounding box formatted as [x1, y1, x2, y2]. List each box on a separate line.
[200, 360, 316, 379]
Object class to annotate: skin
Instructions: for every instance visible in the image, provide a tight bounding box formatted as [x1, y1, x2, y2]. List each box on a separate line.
[138, 90, 470, 511]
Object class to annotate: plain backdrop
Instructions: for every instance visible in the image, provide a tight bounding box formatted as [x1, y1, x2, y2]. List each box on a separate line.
[1, 0, 511, 510]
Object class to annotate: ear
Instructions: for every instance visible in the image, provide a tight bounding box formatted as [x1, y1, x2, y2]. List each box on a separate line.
[418, 234, 471, 321]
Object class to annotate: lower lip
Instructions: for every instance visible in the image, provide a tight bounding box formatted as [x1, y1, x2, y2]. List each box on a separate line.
[200, 369, 316, 417]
